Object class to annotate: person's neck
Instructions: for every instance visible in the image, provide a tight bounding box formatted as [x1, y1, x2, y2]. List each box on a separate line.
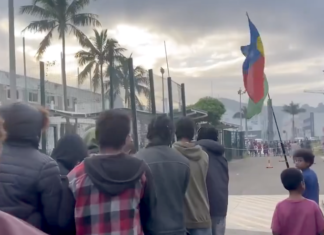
[180, 138, 191, 143]
[99, 147, 123, 156]
[288, 191, 304, 200]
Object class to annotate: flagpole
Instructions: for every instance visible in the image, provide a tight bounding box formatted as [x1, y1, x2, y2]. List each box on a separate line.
[268, 93, 289, 168]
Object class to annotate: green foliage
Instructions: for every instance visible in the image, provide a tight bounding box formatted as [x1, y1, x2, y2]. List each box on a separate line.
[189, 97, 226, 125]
[282, 102, 306, 115]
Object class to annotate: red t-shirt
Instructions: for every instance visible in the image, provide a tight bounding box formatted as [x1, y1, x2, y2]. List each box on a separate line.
[271, 198, 324, 235]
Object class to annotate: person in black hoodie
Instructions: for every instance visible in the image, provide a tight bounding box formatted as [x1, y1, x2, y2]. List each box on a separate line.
[66, 110, 156, 235]
[0, 102, 62, 235]
[51, 134, 88, 175]
[196, 126, 228, 235]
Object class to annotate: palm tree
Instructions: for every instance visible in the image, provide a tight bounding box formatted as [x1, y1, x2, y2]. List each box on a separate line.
[233, 106, 248, 131]
[106, 40, 126, 109]
[75, 29, 125, 110]
[113, 55, 150, 110]
[282, 102, 306, 139]
[20, 0, 100, 111]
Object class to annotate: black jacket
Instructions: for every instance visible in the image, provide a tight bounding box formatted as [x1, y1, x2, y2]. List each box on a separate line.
[51, 134, 88, 175]
[196, 139, 228, 217]
[136, 145, 190, 235]
[0, 103, 62, 234]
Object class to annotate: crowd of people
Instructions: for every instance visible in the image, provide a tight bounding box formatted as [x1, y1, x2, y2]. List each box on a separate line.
[247, 139, 313, 157]
[0, 102, 229, 235]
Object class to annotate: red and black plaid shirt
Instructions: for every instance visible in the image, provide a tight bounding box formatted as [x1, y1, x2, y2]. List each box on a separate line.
[68, 162, 146, 235]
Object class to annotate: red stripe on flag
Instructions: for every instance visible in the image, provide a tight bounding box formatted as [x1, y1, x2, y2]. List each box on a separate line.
[243, 56, 265, 103]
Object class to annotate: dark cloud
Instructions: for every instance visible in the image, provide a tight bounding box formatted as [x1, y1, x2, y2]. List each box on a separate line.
[0, 0, 322, 105]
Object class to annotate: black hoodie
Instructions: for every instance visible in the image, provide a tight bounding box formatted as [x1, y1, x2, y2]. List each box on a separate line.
[51, 134, 88, 175]
[66, 153, 156, 233]
[196, 139, 228, 217]
[0, 103, 62, 235]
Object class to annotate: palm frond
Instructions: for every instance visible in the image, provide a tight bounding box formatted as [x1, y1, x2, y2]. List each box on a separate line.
[68, 24, 91, 48]
[66, 0, 90, 16]
[36, 26, 56, 60]
[22, 20, 57, 33]
[75, 50, 95, 66]
[70, 13, 101, 27]
[20, 5, 55, 19]
[78, 61, 96, 85]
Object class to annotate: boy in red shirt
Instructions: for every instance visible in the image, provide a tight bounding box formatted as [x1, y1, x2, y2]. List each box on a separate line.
[271, 168, 324, 235]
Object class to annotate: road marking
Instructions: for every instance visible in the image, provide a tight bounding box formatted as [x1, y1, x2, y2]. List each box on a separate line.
[227, 195, 324, 232]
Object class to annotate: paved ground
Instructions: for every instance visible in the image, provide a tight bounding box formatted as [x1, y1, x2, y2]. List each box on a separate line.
[225, 155, 324, 235]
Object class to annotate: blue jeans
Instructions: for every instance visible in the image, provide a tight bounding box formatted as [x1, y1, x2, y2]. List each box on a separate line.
[211, 217, 226, 235]
[187, 228, 212, 235]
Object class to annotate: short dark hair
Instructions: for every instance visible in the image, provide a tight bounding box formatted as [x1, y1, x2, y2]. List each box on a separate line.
[175, 117, 195, 141]
[280, 168, 303, 191]
[293, 149, 315, 165]
[96, 110, 130, 149]
[147, 114, 173, 146]
[197, 126, 218, 141]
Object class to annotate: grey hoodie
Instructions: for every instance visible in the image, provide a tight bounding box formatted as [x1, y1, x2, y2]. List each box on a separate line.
[173, 141, 211, 229]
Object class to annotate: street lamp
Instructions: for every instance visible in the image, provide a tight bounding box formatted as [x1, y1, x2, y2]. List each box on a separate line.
[160, 67, 165, 113]
[8, 0, 17, 102]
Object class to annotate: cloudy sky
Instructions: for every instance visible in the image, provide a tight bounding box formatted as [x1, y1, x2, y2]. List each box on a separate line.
[1, 0, 324, 107]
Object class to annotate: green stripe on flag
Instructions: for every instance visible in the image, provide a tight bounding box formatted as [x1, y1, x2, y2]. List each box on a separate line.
[246, 75, 269, 119]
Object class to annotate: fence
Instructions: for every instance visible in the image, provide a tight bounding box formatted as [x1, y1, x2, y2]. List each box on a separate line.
[39, 59, 188, 153]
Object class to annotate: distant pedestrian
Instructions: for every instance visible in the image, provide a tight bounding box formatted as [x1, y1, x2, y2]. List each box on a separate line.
[294, 149, 319, 204]
[196, 126, 228, 235]
[271, 168, 324, 235]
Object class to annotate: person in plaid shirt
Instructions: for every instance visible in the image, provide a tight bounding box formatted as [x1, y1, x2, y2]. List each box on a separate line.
[68, 110, 156, 235]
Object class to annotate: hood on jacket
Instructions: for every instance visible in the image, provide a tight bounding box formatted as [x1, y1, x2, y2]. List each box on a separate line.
[51, 134, 88, 172]
[84, 153, 147, 196]
[83, 127, 99, 154]
[0, 211, 46, 235]
[173, 141, 204, 161]
[0, 102, 44, 148]
[196, 139, 225, 157]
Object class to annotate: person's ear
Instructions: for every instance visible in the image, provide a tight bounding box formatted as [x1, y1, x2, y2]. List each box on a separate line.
[38, 106, 49, 132]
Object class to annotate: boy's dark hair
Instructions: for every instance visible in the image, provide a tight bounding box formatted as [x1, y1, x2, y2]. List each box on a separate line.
[280, 168, 303, 191]
[96, 110, 130, 149]
[197, 125, 218, 141]
[175, 117, 195, 141]
[293, 149, 315, 165]
[147, 114, 173, 146]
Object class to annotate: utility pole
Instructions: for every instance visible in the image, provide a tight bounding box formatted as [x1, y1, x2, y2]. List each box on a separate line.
[23, 36, 27, 102]
[238, 88, 246, 131]
[8, 0, 17, 102]
[160, 67, 165, 113]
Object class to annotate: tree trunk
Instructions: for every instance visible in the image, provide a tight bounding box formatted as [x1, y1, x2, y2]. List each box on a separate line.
[61, 33, 72, 134]
[109, 48, 114, 109]
[245, 118, 248, 132]
[292, 114, 295, 139]
[62, 34, 68, 111]
[100, 63, 105, 111]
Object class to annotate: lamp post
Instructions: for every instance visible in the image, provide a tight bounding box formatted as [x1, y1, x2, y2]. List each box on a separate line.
[8, 0, 17, 102]
[238, 88, 246, 131]
[160, 67, 165, 113]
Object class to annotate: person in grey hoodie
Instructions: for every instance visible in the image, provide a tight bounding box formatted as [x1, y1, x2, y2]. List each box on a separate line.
[136, 114, 190, 235]
[173, 117, 211, 235]
[196, 126, 228, 235]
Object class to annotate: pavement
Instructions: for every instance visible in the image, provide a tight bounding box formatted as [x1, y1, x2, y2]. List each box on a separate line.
[225, 155, 324, 235]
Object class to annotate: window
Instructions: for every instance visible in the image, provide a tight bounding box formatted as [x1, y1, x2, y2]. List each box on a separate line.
[47, 95, 56, 105]
[28, 92, 38, 103]
[7, 89, 19, 99]
[67, 97, 76, 108]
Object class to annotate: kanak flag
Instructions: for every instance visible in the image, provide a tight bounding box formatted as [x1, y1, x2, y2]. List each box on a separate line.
[242, 14, 265, 103]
